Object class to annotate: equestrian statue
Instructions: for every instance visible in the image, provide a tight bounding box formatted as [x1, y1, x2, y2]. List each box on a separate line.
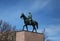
[20, 12, 38, 32]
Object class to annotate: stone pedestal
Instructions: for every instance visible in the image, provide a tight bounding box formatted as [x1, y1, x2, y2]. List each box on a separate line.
[16, 31, 44, 41]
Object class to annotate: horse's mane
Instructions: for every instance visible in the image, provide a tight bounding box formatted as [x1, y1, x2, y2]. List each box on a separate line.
[23, 14, 28, 19]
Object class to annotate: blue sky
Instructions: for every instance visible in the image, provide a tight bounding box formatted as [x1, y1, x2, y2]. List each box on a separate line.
[0, 0, 60, 41]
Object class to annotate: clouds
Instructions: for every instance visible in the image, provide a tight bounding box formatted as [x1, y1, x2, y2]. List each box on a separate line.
[44, 25, 60, 41]
[37, 24, 60, 41]
[46, 25, 60, 33]
[29, 0, 50, 12]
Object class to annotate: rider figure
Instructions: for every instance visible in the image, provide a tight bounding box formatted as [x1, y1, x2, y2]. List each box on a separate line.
[28, 12, 32, 24]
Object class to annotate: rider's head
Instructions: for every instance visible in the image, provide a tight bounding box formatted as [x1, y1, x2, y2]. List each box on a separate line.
[29, 12, 31, 14]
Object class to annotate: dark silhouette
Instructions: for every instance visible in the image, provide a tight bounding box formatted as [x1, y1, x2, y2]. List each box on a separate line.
[20, 13, 38, 32]
[28, 12, 32, 24]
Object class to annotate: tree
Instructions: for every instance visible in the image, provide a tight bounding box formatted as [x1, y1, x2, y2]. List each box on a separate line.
[0, 20, 16, 41]
[43, 28, 53, 41]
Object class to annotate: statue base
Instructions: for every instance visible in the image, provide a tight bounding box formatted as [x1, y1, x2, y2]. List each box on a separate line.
[16, 31, 44, 41]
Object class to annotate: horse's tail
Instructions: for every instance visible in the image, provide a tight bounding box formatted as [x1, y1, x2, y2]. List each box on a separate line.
[36, 22, 38, 29]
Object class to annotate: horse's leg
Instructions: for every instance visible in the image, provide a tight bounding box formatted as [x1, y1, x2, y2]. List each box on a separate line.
[32, 25, 34, 32]
[35, 22, 38, 32]
[22, 25, 25, 31]
[34, 26, 37, 32]
[33, 26, 37, 32]
[32, 25, 37, 32]
[26, 25, 28, 31]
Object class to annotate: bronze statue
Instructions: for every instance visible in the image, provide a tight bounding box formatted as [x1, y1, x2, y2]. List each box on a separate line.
[20, 12, 38, 32]
[28, 12, 32, 24]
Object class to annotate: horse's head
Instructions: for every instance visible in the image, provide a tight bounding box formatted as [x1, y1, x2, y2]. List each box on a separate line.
[20, 13, 25, 18]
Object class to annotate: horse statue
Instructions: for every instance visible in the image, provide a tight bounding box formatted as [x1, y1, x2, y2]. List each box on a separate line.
[20, 13, 38, 32]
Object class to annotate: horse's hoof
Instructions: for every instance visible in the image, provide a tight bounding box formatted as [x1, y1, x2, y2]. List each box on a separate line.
[32, 31, 33, 32]
[22, 29, 24, 31]
[35, 31, 37, 33]
[36, 32, 37, 33]
[27, 30, 28, 31]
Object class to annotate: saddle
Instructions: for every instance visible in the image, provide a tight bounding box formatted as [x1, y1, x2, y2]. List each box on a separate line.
[26, 18, 32, 24]
[29, 19, 32, 24]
